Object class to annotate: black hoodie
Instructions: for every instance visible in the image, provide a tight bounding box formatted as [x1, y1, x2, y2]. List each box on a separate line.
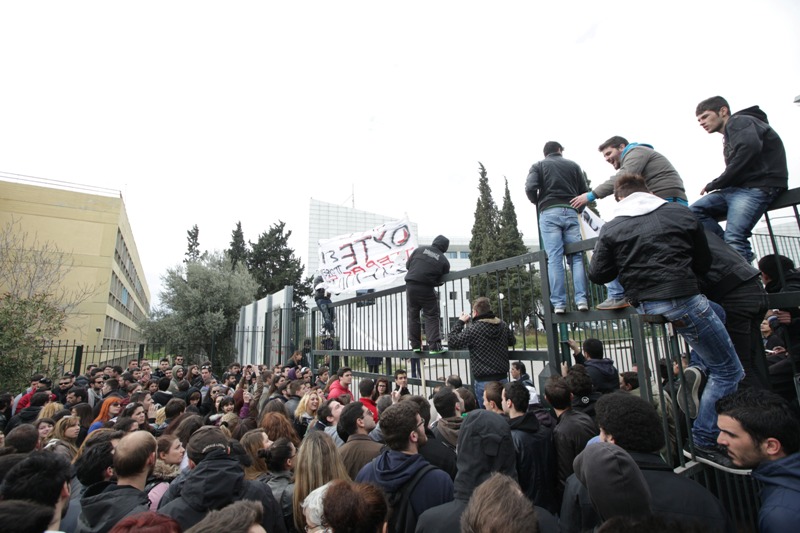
[706, 105, 788, 192]
[508, 412, 558, 513]
[76, 482, 150, 533]
[158, 449, 286, 533]
[405, 235, 450, 287]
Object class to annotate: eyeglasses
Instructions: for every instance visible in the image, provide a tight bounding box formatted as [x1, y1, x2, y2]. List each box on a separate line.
[59, 382, 71, 386]
[111, 403, 121, 407]
[211, 389, 221, 394]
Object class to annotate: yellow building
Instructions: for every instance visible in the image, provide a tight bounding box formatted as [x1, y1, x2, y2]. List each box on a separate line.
[0, 177, 150, 349]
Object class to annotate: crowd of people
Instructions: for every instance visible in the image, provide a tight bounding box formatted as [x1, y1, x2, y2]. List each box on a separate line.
[1, 95, 798, 532]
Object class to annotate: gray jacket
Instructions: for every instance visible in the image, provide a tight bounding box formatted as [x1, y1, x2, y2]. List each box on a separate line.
[592, 144, 686, 201]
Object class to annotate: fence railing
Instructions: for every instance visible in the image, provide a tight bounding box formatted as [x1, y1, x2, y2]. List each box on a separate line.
[301, 187, 800, 532]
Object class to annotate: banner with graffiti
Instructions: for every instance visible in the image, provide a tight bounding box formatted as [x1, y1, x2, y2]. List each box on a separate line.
[316, 218, 417, 294]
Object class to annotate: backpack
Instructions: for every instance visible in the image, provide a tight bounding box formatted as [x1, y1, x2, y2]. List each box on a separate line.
[382, 463, 437, 533]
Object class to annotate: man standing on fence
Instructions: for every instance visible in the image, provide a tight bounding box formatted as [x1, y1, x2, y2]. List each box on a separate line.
[525, 141, 589, 314]
[448, 297, 515, 408]
[405, 235, 450, 355]
[588, 173, 743, 469]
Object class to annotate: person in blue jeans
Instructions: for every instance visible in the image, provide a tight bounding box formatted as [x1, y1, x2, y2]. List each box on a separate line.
[693, 96, 787, 263]
[525, 141, 589, 314]
[589, 173, 743, 469]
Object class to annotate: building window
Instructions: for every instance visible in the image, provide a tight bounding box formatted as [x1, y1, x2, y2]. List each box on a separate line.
[445, 251, 457, 259]
[460, 251, 470, 259]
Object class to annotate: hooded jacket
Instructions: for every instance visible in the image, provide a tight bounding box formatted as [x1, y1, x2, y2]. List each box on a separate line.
[158, 449, 286, 533]
[573, 442, 652, 523]
[417, 410, 559, 533]
[525, 152, 589, 211]
[431, 415, 463, 450]
[76, 482, 150, 533]
[508, 412, 558, 513]
[561, 450, 735, 533]
[706, 106, 788, 192]
[752, 452, 800, 533]
[405, 236, 450, 287]
[448, 313, 515, 379]
[592, 143, 686, 201]
[355, 448, 453, 531]
[588, 194, 711, 306]
[167, 365, 184, 393]
[326, 379, 352, 401]
[582, 358, 619, 395]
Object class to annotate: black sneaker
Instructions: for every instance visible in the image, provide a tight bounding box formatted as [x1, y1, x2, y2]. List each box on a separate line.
[677, 366, 702, 419]
[683, 443, 751, 475]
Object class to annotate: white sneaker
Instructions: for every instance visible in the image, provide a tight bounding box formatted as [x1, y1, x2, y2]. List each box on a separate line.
[577, 302, 589, 311]
[554, 307, 566, 315]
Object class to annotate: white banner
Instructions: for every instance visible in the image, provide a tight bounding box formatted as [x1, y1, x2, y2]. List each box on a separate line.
[579, 208, 607, 261]
[317, 218, 417, 294]
[579, 207, 606, 239]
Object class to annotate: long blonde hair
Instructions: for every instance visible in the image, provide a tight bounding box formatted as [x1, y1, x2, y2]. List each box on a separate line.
[37, 402, 64, 420]
[292, 430, 350, 531]
[295, 390, 322, 420]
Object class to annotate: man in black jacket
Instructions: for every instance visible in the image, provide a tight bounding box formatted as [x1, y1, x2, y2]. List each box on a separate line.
[693, 96, 788, 263]
[448, 297, 515, 409]
[405, 235, 450, 354]
[526, 141, 589, 314]
[681, 230, 769, 404]
[502, 381, 558, 513]
[588, 173, 743, 468]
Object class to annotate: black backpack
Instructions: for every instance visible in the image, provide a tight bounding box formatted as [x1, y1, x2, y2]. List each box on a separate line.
[382, 463, 437, 533]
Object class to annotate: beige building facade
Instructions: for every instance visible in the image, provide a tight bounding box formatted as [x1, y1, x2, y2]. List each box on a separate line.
[0, 178, 150, 348]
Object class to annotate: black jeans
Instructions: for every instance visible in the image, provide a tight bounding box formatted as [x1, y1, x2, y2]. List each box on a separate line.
[718, 278, 769, 389]
[406, 283, 441, 349]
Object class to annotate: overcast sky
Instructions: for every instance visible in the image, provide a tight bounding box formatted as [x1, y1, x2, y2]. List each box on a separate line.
[2, 1, 798, 308]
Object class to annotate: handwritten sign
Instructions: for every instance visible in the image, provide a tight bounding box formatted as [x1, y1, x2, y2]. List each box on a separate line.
[317, 218, 418, 294]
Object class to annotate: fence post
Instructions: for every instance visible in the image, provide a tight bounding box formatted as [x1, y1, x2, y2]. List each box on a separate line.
[73, 345, 84, 376]
[138, 344, 145, 363]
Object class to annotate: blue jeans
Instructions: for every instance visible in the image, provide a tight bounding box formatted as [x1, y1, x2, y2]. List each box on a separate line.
[539, 208, 587, 308]
[691, 187, 780, 263]
[637, 294, 743, 448]
[474, 377, 508, 409]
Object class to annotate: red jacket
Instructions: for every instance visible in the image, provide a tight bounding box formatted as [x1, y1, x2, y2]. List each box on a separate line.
[360, 397, 378, 420]
[327, 380, 352, 401]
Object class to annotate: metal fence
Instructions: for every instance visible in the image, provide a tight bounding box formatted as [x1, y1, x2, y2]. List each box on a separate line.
[299, 187, 800, 532]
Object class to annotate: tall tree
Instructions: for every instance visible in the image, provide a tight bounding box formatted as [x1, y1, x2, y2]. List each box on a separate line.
[185, 224, 200, 263]
[248, 221, 312, 308]
[228, 221, 249, 270]
[0, 218, 94, 391]
[469, 162, 500, 266]
[140, 252, 257, 368]
[497, 178, 543, 329]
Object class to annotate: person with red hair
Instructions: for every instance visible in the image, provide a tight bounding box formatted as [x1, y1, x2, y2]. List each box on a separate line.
[109, 511, 181, 533]
[88, 397, 123, 433]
